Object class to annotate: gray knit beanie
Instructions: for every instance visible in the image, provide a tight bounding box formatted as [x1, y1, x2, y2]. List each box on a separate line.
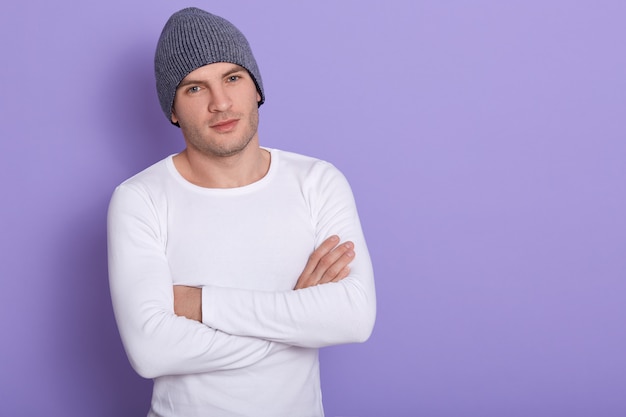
[154, 7, 264, 125]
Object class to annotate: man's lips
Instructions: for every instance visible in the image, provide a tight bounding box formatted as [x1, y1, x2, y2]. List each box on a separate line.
[210, 119, 238, 132]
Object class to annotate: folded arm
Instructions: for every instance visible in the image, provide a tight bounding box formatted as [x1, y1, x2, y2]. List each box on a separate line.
[107, 184, 287, 379]
[174, 234, 355, 321]
[195, 163, 377, 348]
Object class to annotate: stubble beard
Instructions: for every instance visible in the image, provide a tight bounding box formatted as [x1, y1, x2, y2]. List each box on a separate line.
[182, 109, 259, 159]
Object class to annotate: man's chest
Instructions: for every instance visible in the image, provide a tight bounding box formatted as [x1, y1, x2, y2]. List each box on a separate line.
[163, 192, 315, 291]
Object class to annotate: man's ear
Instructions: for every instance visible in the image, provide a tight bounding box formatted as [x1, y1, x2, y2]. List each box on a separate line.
[171, 108, 178, 124]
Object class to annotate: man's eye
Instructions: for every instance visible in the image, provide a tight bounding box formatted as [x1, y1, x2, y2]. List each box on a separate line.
[228, 75, 240, 82]
[188, 86, 201, 93]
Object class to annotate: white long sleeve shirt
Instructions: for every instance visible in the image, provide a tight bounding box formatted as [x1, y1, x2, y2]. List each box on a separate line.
[107, 148, 376, 417]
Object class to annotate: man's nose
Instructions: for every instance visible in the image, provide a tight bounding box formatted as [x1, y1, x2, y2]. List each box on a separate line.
[208, 86, 231, 112]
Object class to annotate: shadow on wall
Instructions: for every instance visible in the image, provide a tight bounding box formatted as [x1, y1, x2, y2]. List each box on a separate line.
[52, 197, 152, 414]
[101, 39, 182, 176]
[47, 41, 185, 414]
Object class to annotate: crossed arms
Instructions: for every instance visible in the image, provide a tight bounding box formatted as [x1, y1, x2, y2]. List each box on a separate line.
[174, 235, 355, 321]
[107, 162, 376, 378]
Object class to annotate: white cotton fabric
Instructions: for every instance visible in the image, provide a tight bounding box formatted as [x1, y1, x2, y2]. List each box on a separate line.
[107, 148, 376, 417]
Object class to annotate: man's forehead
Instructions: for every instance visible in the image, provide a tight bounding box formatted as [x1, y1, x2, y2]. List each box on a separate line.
[183, 62, 245, 79]
[177, 63, 246, 86]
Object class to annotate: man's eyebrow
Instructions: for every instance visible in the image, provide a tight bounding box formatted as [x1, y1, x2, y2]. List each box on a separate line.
[177, 65, 247, 90]
[222, 65, 247, 77]
[177, 78, 204, 89]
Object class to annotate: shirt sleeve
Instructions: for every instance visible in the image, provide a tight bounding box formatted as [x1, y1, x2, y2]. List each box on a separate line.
[107, 184, 287, 379]
[201, 162, 377, 348]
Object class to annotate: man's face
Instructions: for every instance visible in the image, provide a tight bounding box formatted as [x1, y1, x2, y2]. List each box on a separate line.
[171, 62, 262, 158]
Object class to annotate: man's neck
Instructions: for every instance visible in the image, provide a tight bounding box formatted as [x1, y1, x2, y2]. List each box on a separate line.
[172, 144, 271, 189]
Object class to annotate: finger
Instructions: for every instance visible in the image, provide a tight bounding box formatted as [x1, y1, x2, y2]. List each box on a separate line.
[299, 235, 340, 277]
[330, 265, 351, 283]
[293, 236, 352, 290]
[313, 240, 353, 277]
[318, 247, 355, 284]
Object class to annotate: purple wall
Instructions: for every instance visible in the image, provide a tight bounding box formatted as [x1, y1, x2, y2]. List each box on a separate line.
[1, 1, 625, 416]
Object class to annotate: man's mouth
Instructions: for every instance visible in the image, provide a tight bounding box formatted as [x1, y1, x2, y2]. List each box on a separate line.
[211, 119, 238, 132]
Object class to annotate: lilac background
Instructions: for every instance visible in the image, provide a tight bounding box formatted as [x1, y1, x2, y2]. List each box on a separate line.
[1, 1, 625, 416]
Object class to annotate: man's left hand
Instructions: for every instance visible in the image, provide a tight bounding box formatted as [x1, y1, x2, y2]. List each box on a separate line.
[173, 285, 202, 322]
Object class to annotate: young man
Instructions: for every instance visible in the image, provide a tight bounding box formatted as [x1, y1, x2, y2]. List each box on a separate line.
[108, 7, 376, 417]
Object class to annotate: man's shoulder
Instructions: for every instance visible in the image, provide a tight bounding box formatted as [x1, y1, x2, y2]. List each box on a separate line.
[272, 148, 336, 174]
[111, 156, 174, 203]
[270, 149, 350, 195]
[118, 156, 172, 188]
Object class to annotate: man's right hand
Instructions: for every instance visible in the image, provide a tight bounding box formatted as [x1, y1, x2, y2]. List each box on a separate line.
[294, 235, 355, 290]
